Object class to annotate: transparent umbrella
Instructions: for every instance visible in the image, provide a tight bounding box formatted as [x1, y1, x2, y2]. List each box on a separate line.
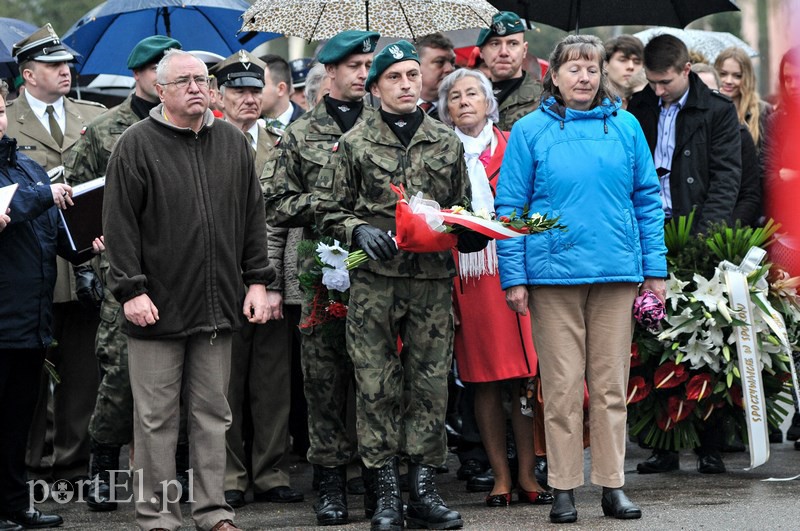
[634, 27, 758, 63]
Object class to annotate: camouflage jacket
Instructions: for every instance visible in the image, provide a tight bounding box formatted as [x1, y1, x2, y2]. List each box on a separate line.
[65, 95, 138, 186]
[262, 99, 373, 232]
[496, 73, 543, 131]
[315, 112, 469, 280]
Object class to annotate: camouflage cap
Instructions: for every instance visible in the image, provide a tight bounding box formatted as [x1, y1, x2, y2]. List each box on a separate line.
[317, 30, 380, 65]
[365, 40, 420, 90]
[13, 23, 74, 64]
[126, 35, 182, 70]
[476, 11, 525, 47]
[210, 50, 266, 88]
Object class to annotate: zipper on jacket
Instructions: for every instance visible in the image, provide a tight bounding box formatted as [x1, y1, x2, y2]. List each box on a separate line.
[210, 328, 217, 345]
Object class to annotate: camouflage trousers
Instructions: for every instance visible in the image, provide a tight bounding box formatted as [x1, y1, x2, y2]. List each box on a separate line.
[347, 269, 453, 469]
[88, 296, 134, 445]
[300, 303, 357, 467]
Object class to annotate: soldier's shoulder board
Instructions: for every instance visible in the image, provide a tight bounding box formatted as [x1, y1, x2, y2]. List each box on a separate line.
[68, 97, 107, 109]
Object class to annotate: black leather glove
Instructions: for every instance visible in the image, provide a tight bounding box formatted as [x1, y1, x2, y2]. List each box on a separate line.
[74, 265, 104, 311]
[457, 231, 491, 253]
[353, 224, 398, 261]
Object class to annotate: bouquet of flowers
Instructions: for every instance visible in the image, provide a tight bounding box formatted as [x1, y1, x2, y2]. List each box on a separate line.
[345, 184, 567, 269]
[628, 214, 799, 452]
[296, 237, 351, 350]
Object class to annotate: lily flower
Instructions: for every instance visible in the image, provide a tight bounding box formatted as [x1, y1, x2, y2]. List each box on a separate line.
[666, 272, 690, 312]
[691, 268, 726, 312]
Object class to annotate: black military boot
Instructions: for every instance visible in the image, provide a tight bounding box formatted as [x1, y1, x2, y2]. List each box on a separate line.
[370, 459, 403, 531]
[86, 440, 121, 512]
[362, 463, 377, 518]
[175, 441, 191, 502]
[406, 463, 463, 529]
[314, 466, 348, 526]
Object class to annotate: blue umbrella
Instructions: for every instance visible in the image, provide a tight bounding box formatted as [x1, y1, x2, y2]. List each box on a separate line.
[1, 18, 39, 80]
[62, 0, 281, 76]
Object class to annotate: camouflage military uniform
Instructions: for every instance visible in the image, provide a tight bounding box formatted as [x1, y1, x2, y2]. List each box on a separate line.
[262, 100, 372, 467]
[65, 96, 139, 445]
[314, 112, 469, 468]
[495, 73, 543, 131]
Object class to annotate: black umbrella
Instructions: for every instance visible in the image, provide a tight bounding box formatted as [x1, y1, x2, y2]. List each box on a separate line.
[489, 0, 740, 33]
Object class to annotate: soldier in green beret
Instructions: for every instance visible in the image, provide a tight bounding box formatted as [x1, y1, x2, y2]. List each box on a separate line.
[315, 40, 490, 531]
[261, 28, 379, 526]
[64, 34, 181, 513]
[476, 11, 543, 130]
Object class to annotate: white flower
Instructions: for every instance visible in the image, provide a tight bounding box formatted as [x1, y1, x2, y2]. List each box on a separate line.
[475, 207, 492, 220]
[317, 240, 348, 269]
[701, 323, 725, 347]
[666, 272, 690, 312]
[322, 267, 350, 292]
[680, 333, 719, 371]
[692, 268, 726, 312]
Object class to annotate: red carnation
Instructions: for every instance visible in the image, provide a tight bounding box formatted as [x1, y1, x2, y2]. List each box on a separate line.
[326, 301, 348, 319]
[685, 374, 712, 401]
[653, 361, 690, 389]
[626, 376, 651, 404]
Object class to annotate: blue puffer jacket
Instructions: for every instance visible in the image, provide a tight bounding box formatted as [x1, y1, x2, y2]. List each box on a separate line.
[495, 96, 667, 289]
[0, 136, 85, 349]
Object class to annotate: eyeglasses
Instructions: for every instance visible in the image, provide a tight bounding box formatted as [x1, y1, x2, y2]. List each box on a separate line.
[159, 75, 209, 89]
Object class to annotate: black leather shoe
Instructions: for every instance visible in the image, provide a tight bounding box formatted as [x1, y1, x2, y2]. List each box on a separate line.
[769, 426, 783, 444]
[254, 486, 304, 503]
[315, 466, 348, 526]
[456, 459, 485, 481]
[636, 450, 679, 474]
[0, 519, 23, 531]
[466, 469, 494, 492]
[601, 488, 642, 519]
[549, 489, 577, 524]
[697, 453, 726, 474]
[787, 413, 800, 441]
[3, 508, 63, 528]
[534, 456, 549, 489]
[225, 490, 246, 508]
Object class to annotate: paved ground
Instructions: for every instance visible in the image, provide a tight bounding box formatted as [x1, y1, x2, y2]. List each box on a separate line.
[32, 441, 800, 530]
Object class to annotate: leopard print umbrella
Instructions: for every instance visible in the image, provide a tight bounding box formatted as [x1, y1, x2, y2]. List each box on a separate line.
[240, 0, 498, 41]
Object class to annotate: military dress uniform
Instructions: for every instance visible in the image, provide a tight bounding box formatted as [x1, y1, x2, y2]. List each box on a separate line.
[6, 24, 106, 483]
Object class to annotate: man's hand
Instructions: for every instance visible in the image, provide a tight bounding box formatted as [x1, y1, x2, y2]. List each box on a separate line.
[265, 290, 284, 321]
[51, 183, 73, 210]
[74, 265, 104, 311]
[0, 209, 9, 232]
[244, 284, 269, 324]
[505, 285, 529, 315]
[353, 224, 398, 261]
[124, 294, 160, 327]
[92, 236, 105, 254]
[641, 278, 667, 305]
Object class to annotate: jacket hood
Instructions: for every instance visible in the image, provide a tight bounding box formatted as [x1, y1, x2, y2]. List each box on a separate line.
[149, 103, 215, 133]
[540, 95, 621, 122]
[0, 136, 17, 167]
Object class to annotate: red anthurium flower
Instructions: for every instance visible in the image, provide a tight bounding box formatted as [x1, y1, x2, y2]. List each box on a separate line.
[626, 376, 651, 404]
[667, 395, 695, 423]
[777, 372, 792, 383]
[653, 361, 689, 389]
[630, 343, 641, 367]
[685, 374, 712, 401]
[656, 412, 675, 432]
[701, 401, 716, 421]
[729, 384, 743, 408]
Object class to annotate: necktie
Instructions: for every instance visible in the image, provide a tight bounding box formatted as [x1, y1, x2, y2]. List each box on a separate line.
[246, 132, 256, 151]
[46, 105, 64, 147]
[419, 101, 433, 113]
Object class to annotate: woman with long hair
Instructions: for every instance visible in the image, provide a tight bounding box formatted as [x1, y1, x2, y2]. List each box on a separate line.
[714, 46, 772, 151]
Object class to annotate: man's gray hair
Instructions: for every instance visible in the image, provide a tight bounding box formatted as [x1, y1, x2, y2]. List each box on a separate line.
[304, 62, 328, 106]
[436, 68, 499, 128]
[156, 49, 206, 84]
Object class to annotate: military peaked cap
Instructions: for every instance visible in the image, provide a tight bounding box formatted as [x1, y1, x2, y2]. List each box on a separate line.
[210, 50, 266, 88]
[13, 23, 74, 64]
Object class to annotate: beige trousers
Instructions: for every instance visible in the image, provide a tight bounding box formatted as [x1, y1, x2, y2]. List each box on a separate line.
[528, 283, 637, 490]
[128, 332, 234, 531]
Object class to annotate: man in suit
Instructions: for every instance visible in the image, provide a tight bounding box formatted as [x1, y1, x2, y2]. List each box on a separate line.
[210, 50, 304, 508]
[416, 32, 455, 121]
[5, 23, 106, 490]
[259, 54, 305, 132]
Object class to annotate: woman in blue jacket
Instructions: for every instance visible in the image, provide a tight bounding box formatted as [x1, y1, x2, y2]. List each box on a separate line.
[496, 35, 667, 524]
[0, 83, 101, 529]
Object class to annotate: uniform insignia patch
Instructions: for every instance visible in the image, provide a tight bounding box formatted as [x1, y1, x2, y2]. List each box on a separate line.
[332, 142, 339, 152]
[80, 126, 88, 135]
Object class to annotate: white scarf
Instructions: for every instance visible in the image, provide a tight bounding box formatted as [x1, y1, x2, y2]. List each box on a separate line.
[454, 120, 498, 281]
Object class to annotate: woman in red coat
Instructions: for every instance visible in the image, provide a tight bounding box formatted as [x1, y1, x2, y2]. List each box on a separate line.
[438, 69, 552, 507]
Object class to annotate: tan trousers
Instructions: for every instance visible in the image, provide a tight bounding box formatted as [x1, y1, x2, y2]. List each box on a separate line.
[128, 333, 234, 531]
[529, 283, 637, 490]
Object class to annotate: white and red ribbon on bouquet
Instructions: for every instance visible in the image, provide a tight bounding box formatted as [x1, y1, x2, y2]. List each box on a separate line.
[440, 210, 529, 240]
